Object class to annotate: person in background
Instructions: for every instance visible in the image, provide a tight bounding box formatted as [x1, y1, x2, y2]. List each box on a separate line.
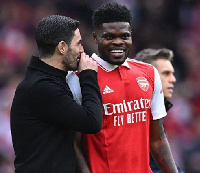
[67, 2, 178, 173]
[10, 15, 103, 173]
[135, 48, 184, 173]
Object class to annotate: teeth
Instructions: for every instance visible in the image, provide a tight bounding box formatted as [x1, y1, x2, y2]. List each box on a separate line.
[111, 50, 123, 53]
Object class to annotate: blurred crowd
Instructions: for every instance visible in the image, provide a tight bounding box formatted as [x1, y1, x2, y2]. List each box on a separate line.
[0, 0, 200, 172]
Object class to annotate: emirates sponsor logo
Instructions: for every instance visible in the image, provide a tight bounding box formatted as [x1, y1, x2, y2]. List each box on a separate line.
[103, 99, 151, 126]
[103, 99, 151, 116]
[136, 77, 149, 92]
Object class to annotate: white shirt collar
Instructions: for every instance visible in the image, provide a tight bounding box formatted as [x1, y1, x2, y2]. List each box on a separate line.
[91, 53, 131, 72]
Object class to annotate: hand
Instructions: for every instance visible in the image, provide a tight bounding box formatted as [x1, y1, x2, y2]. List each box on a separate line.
[78, 53, 98, 72]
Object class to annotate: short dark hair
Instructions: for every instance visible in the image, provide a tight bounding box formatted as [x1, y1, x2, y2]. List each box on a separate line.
[135, 48, 174, 64]
[35, 15, 79, 58]
[92, 2, 132, 31]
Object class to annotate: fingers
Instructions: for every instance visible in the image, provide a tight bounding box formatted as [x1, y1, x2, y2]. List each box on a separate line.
[78, 53, 98, 73]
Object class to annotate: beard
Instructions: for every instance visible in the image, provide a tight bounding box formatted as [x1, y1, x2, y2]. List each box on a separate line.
[62, 48, 80, 71]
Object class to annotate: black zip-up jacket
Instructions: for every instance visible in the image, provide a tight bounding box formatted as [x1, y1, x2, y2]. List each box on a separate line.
[10, 56, 103, 173]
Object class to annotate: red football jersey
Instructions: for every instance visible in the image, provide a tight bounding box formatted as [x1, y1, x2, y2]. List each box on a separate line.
[66, 53, 166, 173]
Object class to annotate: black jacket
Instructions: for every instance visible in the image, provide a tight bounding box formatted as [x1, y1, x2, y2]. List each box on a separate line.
[10, 56, 103, 173]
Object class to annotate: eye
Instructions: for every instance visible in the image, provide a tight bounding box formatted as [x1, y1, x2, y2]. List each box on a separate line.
[121, 34, 131, 39]
[162, 71, 171, 76]
[77, 40, 82, 45]
[102, 34, 114, 40]
[106, 35, 113, 40]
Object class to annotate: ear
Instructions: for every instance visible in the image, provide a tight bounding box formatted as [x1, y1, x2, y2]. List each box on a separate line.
[57, 41, 68, 55]
[93, 32, 98, 44]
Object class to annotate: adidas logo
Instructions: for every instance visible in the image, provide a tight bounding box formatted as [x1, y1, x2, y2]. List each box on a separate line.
[103, 85, 114, 94]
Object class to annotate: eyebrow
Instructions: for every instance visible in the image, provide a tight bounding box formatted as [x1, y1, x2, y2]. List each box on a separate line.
[161, 70, 175, 74]
[103, 31, 131, 34]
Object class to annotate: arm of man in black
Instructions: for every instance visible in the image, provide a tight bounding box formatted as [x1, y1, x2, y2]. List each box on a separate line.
[30, 69, 102, 134]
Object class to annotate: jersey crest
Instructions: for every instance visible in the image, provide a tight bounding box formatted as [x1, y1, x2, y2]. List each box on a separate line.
[136, 77, 149, 92]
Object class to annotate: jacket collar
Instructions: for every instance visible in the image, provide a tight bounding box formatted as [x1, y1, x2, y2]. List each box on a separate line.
[28, 56, 68, 77]
[164, 99, 173, 112]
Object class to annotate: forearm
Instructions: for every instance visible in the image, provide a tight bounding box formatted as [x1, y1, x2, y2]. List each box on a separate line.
[150, 136, 178, 173]
[74, 132, 91, 173]
[75, 147, 91, 173]
[79, 70, 103, 133]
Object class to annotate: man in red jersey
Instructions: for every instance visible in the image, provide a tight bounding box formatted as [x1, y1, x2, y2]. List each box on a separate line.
[67, 2, 178, 173]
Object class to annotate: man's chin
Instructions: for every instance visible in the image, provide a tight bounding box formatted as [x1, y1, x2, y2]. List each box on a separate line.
[109, 58, 126, 65]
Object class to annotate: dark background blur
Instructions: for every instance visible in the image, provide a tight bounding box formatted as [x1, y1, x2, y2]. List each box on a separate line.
[0, 0, 200, 172]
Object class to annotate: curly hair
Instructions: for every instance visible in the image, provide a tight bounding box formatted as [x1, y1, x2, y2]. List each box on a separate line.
[92, 2, 132, 31]
[35, 15, 79, 58]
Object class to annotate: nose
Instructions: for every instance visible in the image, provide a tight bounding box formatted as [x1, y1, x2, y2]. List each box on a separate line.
[170, 74, 176, 83]
[79, 45, 84, 53]
[112, 37, 124, 45]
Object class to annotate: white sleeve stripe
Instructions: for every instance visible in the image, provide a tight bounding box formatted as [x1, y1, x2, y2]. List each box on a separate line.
[66, 72, 82, 105]
[151, 66, 167, 120]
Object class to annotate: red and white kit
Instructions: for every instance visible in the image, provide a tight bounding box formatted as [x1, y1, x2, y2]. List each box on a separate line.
[66, 53, 166, 173]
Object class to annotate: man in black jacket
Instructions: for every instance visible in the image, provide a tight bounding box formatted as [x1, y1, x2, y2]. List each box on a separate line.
[135, 48, 184, 173]
[10, 15, 103, 173]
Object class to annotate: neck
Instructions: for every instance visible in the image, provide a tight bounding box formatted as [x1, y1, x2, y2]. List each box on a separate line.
[41, 56, 64, 71]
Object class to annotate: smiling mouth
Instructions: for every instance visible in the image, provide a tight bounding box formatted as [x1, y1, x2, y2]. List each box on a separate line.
[111, 50, 124, 53]
[110, 49, 124, 57]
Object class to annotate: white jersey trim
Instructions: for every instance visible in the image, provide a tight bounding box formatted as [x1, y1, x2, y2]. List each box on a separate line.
[66, 71, 82, 105]
[151, 66, 167, 120]
[91, 53, 130, 72]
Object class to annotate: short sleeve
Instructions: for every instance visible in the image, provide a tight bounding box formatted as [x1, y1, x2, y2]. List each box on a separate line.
[66, 71, 82, 105]
[151, 67, 167, 120]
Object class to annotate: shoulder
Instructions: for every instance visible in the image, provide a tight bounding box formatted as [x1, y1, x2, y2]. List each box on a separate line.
[127, 58, 153, 69]
[127, 58, 155, 75]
